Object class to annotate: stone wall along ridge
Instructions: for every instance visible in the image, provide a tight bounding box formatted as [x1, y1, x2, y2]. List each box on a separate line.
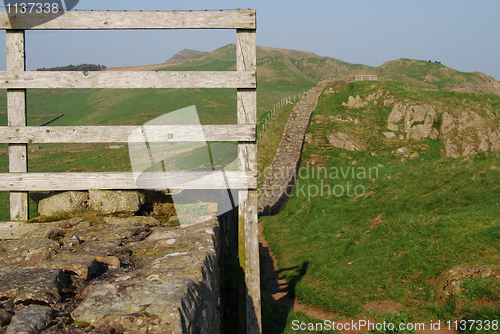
[258, 80, 343, 216]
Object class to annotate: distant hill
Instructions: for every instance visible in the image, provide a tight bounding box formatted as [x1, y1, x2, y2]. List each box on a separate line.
[12, 44, 500, 132]
[376, 58, 500, 95]
[43, 45, 500, 98]
[36, 63, 106, 71]
[160, 45, 500, 96]
[165, 49, 208, 64]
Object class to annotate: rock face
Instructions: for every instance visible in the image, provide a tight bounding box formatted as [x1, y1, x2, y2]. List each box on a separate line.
[342, 95, 367, 108]
[386, 102, 500, 157]
[0, 238, 60, 266]
[6, 305, 53, 334]
[72, 278, 210, 333]
[434, 265, 497, 300]
[387, 103, 438, 141]
[38, 191, 89, 216]
[327, 132, 364, 151]
[0, 216, 224, 334]
[0, 268, 67, 304]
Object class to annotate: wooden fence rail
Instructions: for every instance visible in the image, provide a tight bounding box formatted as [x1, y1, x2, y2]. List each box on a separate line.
[0, 125, 256, 143]
[0, 71, 256, 89]
[0, 9, 260, 334]
[0, 10, 256, 30]
[355, 74, 378, 81]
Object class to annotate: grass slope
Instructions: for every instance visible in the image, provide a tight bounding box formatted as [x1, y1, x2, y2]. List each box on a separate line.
[378, 58, 500, 95]
[262, 80, 500, 324]
[164, 49, 208, 64]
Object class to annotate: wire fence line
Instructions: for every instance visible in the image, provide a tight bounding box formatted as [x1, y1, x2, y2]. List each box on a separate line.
[257, 93, 306, 146]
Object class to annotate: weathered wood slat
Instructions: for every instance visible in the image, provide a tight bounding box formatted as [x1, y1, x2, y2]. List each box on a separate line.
[6, 29, 28, 221]
[0, 71, 256, 89]
[0, 125, 256, 143]
[0, 171, 257, 191]
[236, 29, 260, 334]
[240, 190, 259, 332]
[0, 9, 256, 30]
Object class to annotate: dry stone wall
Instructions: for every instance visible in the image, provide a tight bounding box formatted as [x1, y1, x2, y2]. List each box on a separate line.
[258, 80, 343, 216]
[0, 214, 229, 333]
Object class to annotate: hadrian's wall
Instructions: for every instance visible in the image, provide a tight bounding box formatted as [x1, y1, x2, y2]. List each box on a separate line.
[0, 208, 238, 333]
[258, 80, 344, 216]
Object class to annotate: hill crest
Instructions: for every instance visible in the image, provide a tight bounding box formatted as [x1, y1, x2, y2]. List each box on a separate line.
[377, 58, 500, 95]
[108, 45, 500, 97]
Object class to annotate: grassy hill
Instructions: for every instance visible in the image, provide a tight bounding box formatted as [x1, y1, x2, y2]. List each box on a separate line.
[261, 79, 500, 328]
[164, 49, 208, 64]
[377, 58, 500, 95]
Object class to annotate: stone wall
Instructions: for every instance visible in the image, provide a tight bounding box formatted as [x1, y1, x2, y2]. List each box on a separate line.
[258, 80, 343, 216]
[0, 211, 236, 334]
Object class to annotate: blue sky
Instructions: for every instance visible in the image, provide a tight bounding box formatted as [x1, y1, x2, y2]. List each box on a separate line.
[1, 0, 499, 79]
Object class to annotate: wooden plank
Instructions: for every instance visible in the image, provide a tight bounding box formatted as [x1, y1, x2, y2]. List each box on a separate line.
[0, 9, 256, 30]
[0, 71, 256, 89]
[6, 30, 28, 221]
[236, 29, 260, 334]
[240, 190, 259, 332]
[0, 125, 256, 143]
[0, 171, 257, 191]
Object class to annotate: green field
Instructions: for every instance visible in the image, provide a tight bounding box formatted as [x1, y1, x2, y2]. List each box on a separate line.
[262, 80, 500, 329]
[0, 44, 316, 221]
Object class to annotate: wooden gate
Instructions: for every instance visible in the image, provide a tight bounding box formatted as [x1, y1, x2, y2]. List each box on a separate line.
[0, 9, 260, 333]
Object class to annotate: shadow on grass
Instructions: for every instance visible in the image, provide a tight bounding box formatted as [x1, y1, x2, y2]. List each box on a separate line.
[223, 246, 309, 333]
[260, 233, 310, 333]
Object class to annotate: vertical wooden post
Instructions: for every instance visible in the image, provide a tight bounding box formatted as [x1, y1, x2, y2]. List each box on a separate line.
[237, 28, 260, 334]
[6, 30, 28, 221]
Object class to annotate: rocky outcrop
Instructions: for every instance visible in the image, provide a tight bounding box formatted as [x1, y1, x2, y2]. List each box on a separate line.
[342, 95, 367, 108]
[0, 216, 224, 333]
[327, 132, 364, 151]
[434, 265, 499, 300]
[386, 102, 500, 157]
[387, 103, 439, 141]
